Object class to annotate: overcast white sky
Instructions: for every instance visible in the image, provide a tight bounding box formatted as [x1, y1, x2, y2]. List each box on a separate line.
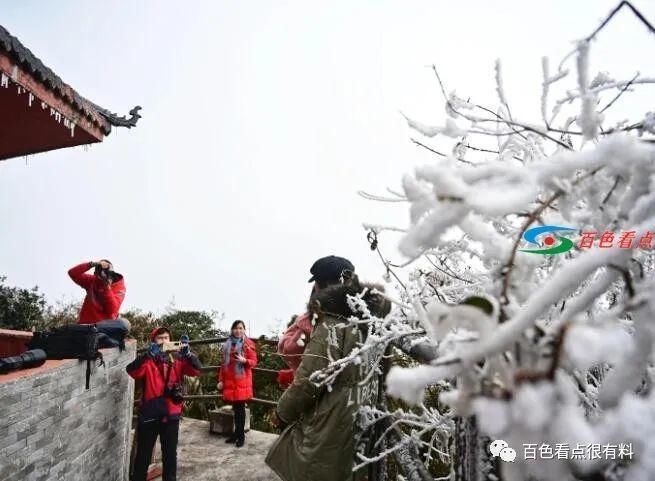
[1, 0, 653, 335]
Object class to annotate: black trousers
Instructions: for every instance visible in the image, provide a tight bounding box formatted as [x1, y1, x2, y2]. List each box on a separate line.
[132, 419, 180, 481]
[232, 402, 246, 439]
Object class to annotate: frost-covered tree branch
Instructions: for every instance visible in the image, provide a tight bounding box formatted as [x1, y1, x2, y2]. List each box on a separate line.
[379, 3, 655, 480]
[308, 3, 655, 480]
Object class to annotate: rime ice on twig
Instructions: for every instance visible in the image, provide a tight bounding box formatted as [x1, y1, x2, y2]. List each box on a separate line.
[353, 4, 655, 479]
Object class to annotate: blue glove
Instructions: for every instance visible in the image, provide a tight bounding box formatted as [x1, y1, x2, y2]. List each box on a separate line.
[180, 335, 191, 357]
[148, 342, 161, 357]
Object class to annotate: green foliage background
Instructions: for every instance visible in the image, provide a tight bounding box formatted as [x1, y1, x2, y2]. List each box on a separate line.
[0, 275, 285, 433]
[0, 276, 47, 331]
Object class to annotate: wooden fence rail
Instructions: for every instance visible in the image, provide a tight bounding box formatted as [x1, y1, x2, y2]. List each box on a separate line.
[199, 366, 279, 375]
[184, 394, 278, 407]
[133, 336, 284, 407]
[187, 337, 279, 348]
[136, 336, 279, 354]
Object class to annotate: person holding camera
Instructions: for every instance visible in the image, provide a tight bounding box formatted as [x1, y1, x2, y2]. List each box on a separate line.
[127, 327, 202, 481]
[68, 260, 129, 347]
[217, 320, 258, 448]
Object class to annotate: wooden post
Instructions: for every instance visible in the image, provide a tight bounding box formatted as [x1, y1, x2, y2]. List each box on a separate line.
[453, 416, 499, 481]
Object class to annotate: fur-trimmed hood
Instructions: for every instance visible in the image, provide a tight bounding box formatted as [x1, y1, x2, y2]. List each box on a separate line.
[307, 273, 391, 319]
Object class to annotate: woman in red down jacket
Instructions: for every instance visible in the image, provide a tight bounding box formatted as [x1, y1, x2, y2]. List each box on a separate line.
[217, 320, 258, 447]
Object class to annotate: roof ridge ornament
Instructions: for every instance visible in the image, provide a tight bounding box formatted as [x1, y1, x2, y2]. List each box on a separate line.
[93, 104, 142, 129]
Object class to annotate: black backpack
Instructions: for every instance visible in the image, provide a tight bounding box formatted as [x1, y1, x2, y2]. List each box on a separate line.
[28, 324, 104, 389]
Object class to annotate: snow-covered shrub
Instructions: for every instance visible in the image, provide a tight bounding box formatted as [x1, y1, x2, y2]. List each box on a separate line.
[316, 3, 655, 480]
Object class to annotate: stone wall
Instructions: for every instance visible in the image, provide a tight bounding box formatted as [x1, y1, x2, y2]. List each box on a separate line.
[0, 342, 136, 481]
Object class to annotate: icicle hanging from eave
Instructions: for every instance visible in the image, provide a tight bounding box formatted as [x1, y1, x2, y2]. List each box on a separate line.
[63, 117, 76, 137]
[2, 69, 81, 138]
[50, 107, 64, 123]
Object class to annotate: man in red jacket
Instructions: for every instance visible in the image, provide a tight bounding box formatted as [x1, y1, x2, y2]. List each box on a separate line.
[68, 260, 129, 347]
[127, 327, 202, 481]
[68, 260, 126, 323]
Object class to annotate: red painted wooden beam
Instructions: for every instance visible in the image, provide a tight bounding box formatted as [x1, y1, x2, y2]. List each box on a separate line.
[0, 52, 111, 160]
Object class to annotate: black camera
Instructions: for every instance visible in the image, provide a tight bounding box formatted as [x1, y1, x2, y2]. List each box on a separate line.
[0, 349, 47, 374]
[93, 260, 115, 281]
[94, 265, 111, 279]
[164, 383, 185, 405]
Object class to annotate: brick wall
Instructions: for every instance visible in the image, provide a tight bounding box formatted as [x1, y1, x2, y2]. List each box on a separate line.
[0, 343, 136, 481]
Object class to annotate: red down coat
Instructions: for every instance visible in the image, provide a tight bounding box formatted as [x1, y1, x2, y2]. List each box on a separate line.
[68, 262, 126, 324]
[126, 352, 201, 421]
[218, 337, 258, 402]
[277, 312, 313, 372]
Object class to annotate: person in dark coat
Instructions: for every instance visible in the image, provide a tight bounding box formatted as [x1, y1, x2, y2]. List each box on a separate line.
[276, 255, 355, 388]
[217, 320, 258, 447]
[266, 273, 391, 481]
[127, 327, 202, 481]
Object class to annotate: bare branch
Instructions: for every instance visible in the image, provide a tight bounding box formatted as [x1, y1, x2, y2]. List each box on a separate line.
[500, 190, 563, 306]
[410, 138, 475, 165]
[585, 1, 655, 42]
[600, 72, 640, 113]
[358, 191, 408, 203]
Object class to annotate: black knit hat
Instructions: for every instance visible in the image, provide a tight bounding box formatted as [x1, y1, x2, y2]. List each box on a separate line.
[308, 255, 355, 283]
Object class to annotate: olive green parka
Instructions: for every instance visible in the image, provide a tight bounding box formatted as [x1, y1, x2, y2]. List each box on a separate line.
[266, 276, 391, 481]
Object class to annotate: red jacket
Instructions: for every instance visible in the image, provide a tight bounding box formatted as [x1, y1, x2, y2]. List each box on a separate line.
[68, 262, 126, 324]
[218, 337, 258, 402]
[278, 312, 313, 371]
[127, 352, 201, 421]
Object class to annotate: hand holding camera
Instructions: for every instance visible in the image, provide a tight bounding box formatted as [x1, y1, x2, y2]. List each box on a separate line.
[161, 335, 192, 356]
[93, 260, 111, 270]
[162, 341, 182, 353]
[180, 335, 190, 357]
[148, 342, 161, 358]
[92, 260, 114, 286]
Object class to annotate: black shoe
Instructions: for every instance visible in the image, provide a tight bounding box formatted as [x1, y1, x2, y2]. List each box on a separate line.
[225, 436, 237, 444]
[236, 437, 245, 448]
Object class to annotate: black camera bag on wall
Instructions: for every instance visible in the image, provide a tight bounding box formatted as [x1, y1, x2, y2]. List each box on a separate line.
[28, 324, 104, 389]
